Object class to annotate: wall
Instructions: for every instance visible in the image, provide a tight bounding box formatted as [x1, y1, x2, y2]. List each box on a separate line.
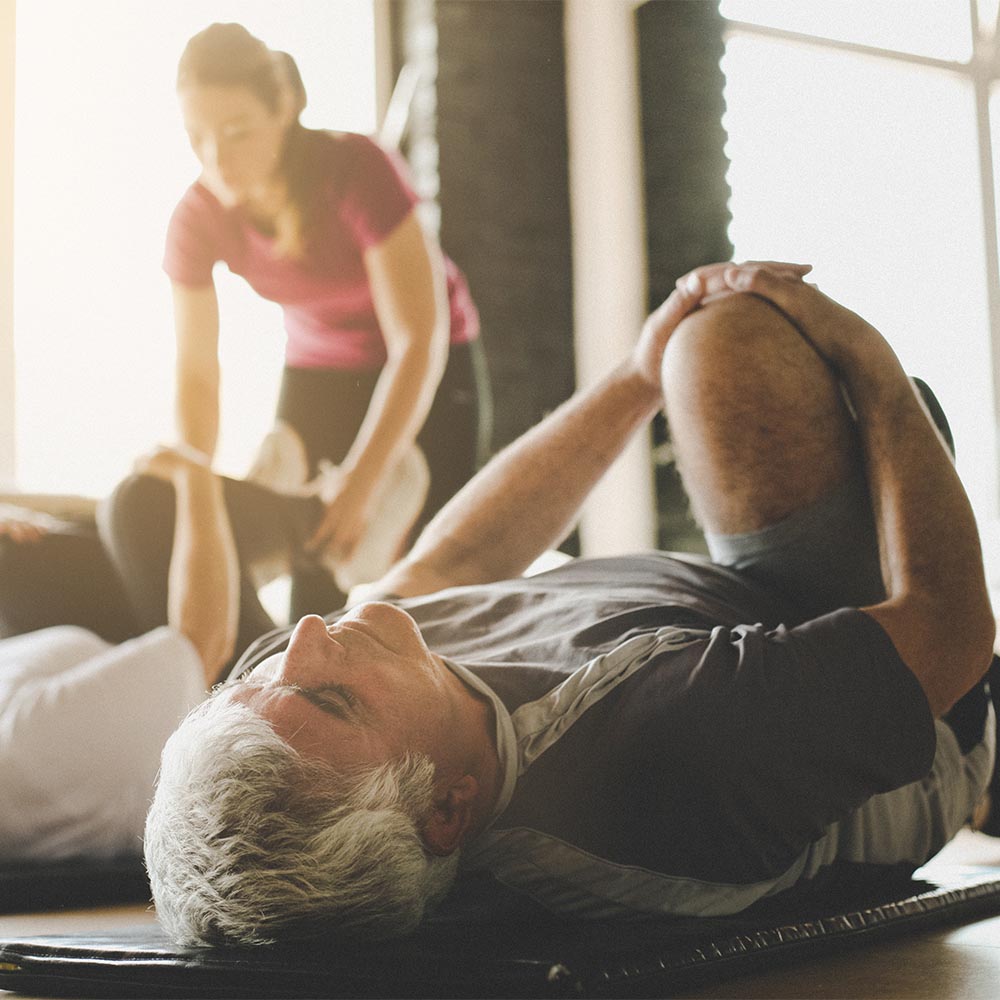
[0, 0, 14, 488]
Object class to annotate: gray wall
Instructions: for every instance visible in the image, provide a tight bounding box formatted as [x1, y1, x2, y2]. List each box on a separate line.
[638, 0, 732, 550]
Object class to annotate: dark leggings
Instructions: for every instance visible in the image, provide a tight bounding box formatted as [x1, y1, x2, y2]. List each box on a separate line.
[97, 475, 324, 681]
[276, 338, 492, 617]
[0, 522, 139, 643]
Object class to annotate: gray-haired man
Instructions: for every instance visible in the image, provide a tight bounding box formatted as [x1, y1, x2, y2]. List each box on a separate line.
[144, 262, 995, 946]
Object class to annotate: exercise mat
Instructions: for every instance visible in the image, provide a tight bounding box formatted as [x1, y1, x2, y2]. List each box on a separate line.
[2, 863, 1000, 998]
[0, 855, 148, 915]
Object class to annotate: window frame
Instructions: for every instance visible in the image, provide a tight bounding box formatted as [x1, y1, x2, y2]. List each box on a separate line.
[721, 2, 1000, 513]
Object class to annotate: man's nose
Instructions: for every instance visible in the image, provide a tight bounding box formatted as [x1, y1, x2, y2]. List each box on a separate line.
[275, 615, 338, 683]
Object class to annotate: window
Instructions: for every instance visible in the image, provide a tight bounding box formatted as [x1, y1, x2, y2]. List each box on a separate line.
[720, 0, 1000, 584]
[12, 0, 376, 494]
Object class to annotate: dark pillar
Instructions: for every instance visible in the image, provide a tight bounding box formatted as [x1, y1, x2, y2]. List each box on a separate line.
[638, 0, 733, 551]
[395, 0, 576, 455]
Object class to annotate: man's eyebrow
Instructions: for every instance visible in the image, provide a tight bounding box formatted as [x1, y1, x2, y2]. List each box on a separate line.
[291, 687, 352, 721]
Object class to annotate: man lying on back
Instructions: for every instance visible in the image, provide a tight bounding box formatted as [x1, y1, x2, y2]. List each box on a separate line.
[144, 261, 995, 945]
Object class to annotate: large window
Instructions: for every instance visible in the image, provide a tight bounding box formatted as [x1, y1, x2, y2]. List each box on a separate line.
[721, 0, 1000, 583]
[12, 0, 376, 494]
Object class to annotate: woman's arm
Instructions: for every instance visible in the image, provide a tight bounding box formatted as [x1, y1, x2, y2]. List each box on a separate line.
[172, 281, 222, 459]
[307, 211, 449, 559]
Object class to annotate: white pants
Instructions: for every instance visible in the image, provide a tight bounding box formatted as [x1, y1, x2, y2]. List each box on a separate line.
[0, 625, 204, 861]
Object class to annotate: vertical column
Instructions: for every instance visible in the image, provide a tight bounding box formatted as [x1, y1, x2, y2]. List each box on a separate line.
[637, 0, 733, 551]
[393, 0, 442, 236]
[637, 0, 732, 309]
[564, 0, 655, 554]
[433, 0, 575, 457]
[372, 0, 396, 129]
[0, 0, 14, 487]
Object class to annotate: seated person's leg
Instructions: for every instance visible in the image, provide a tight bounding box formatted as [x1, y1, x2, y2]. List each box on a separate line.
[662, 293, 881, 622]
[99, 474, 322, 666]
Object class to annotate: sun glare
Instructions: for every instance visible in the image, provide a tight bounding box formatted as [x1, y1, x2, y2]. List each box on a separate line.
[720, 3, 1000, 583]
[13, 0, 376, 495]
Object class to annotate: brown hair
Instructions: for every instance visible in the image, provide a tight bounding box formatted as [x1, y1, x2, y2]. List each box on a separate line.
[177, 23, 317, 258]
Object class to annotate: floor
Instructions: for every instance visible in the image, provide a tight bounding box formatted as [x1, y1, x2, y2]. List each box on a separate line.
[685, 829, 1000, 999]
[2, 830, 1000, 999]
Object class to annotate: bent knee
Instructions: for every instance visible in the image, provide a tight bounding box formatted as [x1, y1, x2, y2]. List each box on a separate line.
[98, 474, 174, 534]
[663, 293, 806, 382]
[662, 292, 843, 412]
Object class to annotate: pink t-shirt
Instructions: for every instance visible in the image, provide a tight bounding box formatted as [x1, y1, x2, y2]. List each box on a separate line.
[163, 131, 479, 370]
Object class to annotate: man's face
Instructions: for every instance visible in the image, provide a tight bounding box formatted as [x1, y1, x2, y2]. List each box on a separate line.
[223, 603, 454, 770]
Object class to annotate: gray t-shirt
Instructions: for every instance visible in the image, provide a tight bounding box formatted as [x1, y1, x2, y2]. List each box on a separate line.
[233, 552, 981, 919]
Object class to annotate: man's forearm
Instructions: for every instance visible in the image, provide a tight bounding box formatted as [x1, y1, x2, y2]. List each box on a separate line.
[842, 343, 994, 712]
[380, 364, 661, 594]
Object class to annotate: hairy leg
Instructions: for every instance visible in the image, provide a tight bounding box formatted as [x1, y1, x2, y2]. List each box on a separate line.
[661, 293, 859, 536]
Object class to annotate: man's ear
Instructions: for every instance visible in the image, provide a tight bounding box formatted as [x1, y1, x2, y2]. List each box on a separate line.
[420, 774, 480, 856]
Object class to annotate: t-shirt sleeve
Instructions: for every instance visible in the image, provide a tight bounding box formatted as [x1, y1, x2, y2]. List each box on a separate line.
[680, 608, 936, 840]
[163, 185, 223, 287]
[338, 135, 420, 249]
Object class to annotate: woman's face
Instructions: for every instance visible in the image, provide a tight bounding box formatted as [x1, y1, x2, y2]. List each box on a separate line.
[178, 84, 291, 208]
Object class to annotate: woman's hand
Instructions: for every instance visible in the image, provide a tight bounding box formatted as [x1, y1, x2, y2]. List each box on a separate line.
[632, 260, 813, 393]
[306, 467, 382, 564]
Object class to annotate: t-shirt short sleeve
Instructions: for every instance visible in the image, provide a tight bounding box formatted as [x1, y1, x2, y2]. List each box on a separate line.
[681, 608, 937, 841]
[337, 135, 420, 249]
[163, 184, 225, 287]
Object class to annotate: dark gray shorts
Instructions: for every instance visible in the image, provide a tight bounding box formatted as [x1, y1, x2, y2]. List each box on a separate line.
[704, 471, 883, 622]
[703, 376, 956, 624]
[707, 464, 991, 756]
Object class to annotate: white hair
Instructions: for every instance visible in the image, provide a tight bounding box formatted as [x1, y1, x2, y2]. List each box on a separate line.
[144, 697, 460, 946]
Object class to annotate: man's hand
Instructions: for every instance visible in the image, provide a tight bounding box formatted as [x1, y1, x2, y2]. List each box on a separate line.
[632, 261, 813, 393]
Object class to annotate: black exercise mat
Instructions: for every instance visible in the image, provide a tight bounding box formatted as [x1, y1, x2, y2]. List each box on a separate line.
[0, 856, 148, 915]
[2, 864, 1000, 998]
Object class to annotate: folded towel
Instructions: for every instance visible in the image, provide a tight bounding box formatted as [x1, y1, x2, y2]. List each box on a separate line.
[247, 422, 429, 591]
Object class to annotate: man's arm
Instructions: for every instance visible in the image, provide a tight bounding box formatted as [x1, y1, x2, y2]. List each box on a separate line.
[375, 262, 811, 597]
[724, 266, 995, 716]
[135, 448, 239, 687]
[375, 363, 663, 596]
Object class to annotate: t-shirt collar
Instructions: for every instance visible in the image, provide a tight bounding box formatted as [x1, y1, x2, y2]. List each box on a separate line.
[441, 658, 517, 824]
